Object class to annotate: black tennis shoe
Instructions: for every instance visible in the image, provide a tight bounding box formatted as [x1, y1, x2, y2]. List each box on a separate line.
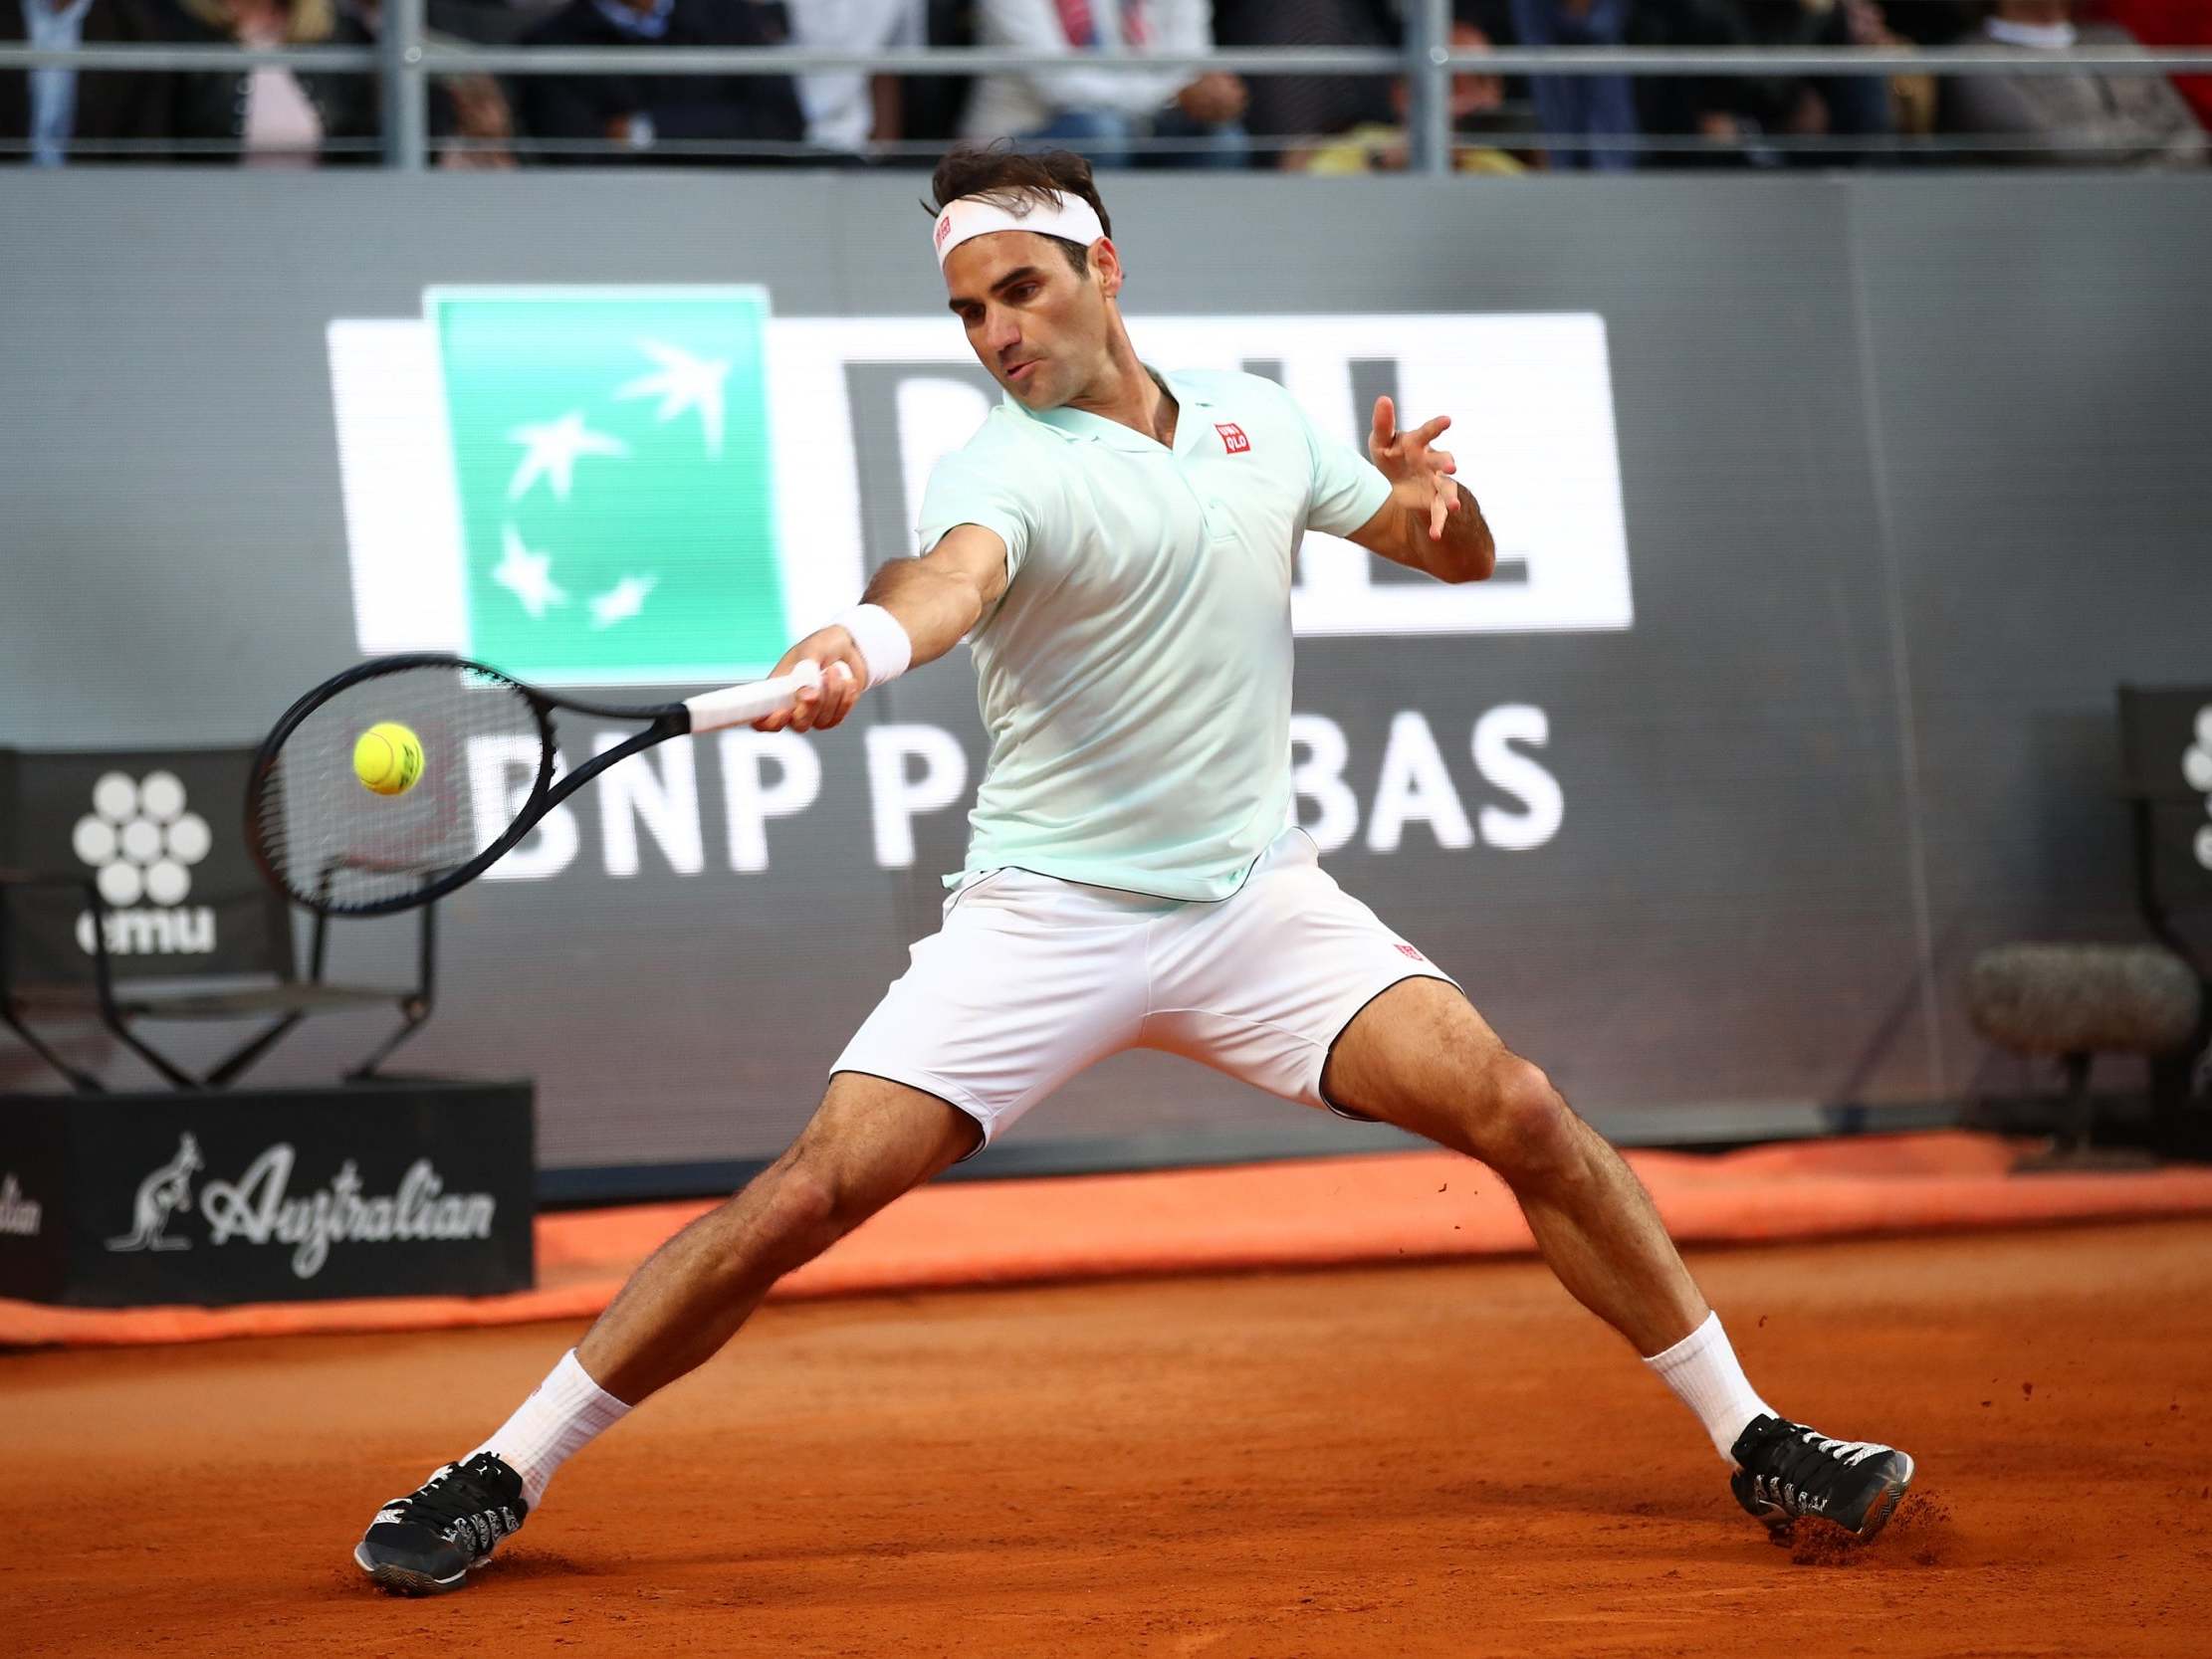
[1729, 1414, 1915, 1540]
[353, 1452, 529, 1595]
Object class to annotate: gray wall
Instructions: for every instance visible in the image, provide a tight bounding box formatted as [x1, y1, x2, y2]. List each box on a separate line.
[2, 172, 2206, 1176]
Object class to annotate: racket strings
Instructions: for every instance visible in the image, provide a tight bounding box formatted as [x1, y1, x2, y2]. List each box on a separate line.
[253, 663, 545, 913]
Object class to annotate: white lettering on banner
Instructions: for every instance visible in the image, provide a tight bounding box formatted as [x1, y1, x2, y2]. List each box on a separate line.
[769, 314, 1630, 637]
[0, 1173, 41, 1238]
[1473, 706, 1564, 851]
[1291, 706, 1563, 855]
[866, 725, 969, 869]
[453, 707, 1561, 881]
[593, 731, 704, 878]
[469, 735, 579, 881]
[74, 907, 217, 956]
[197, 1143, 496, 1281]
[717, 730, 821, 872]
[1288, 715, 1360, 853]
[1368, 712, 1476, 854]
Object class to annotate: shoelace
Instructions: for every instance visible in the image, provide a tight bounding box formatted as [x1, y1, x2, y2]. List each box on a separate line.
[1744, 1421, 1889, 1502]
[386, 1458, 515, 1534]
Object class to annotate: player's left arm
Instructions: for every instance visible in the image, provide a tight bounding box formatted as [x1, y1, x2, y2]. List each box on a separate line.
[1346, 395, 1496, 583]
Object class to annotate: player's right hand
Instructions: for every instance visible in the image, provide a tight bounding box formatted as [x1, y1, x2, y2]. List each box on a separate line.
[754, 628, 866, 733]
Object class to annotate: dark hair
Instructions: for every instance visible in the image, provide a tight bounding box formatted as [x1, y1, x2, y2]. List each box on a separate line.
[925, 143, 1113, 278]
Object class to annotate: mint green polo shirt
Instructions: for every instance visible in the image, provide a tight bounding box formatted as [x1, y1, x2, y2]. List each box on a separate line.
[916, 366, 1394, 901]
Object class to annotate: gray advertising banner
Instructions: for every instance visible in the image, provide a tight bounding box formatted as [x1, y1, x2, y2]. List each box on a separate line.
[2, 172, 2207, 1178]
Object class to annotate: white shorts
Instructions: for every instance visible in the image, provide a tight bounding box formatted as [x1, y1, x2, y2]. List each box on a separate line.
[832, 826, 1459, 1147]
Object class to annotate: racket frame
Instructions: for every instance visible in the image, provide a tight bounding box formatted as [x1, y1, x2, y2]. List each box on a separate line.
[246, 653, 805, 919]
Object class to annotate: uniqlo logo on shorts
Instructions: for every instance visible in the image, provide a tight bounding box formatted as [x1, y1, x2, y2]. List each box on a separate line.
[1395, 942, 1426, 961]
[1215, 423, 1250, 455]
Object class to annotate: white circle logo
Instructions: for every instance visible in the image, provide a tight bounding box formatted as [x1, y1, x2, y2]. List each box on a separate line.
[74, 770, 213, 908]
[2189, 707, 2212, 873]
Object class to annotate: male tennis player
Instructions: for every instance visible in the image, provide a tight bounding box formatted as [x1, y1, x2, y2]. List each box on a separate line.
[354, 145, 1914, 1595]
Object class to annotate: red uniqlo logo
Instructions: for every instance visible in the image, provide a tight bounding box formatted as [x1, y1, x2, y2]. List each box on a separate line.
[1216, 423, 1250, 455]
[934, 214, 954, 249]
[1395, 942, 1426, 962]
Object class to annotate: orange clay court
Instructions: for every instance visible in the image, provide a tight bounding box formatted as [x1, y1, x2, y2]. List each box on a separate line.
[7, 1137, 2212, 1658]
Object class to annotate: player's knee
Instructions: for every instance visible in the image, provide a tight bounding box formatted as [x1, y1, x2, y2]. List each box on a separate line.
[1469, 1055, 1582, 1187]
[744, 1158, 846, 1267]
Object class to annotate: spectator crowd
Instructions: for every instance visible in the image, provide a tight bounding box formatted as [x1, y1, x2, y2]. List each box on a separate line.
[4, 0, 2204, 166]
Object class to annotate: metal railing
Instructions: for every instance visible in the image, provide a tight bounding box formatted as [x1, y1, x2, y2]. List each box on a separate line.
[5, 0, 2210, 174]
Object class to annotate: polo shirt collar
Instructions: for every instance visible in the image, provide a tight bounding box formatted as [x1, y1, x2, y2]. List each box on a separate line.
[1008, 366, 1217, 456]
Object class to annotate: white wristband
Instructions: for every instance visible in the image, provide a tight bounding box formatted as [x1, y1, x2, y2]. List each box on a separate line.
[835, 602, 912, 689]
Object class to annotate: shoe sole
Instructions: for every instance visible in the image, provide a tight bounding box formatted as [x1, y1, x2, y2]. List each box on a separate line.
[353, 1542, 466, 1596]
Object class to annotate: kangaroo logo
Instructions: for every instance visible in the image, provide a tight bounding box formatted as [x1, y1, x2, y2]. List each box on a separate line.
[107, 1133, 204, 1253]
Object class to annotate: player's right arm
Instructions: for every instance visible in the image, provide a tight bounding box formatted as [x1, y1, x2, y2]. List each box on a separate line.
[752, 523, 1010, 734]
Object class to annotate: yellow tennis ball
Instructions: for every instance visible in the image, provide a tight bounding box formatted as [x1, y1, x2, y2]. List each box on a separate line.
[353, 723, 425, 796]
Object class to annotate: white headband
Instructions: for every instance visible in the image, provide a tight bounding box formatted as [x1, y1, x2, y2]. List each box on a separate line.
[932, 191, 1105, 270]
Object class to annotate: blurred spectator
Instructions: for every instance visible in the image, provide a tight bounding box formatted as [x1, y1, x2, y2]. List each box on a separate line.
[428, 66, 518, 167]
[150, 0, 379, 163]
[1509, 0, 1640, 170]
[1215, 0, 1396, 160]
[898, 0, 979, 142]
[1945, 0, 2206, 164]
[514, 0, 805, 164]
[1882, 0, 1975, 42]
[3, 0, 170, 162]
[790, 0, 925, 159]
[961, 0, 1250, 168]
[2099, 0, 2212, 128]
[1283, 20, 1530, 172]
[1845, 0, 1940, 146]
[344, 0, 518, 167]
[1633, 0, 1893, 168]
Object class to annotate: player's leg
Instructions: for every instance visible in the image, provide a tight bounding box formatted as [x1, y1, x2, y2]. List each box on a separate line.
[576, 1072, 980, 1406]
[1147, 828, 1914, 1539]
[1321, 977, 1706, 1356]
[353, 1074, 976, 1596]
[357, 866, 1152, 1594]
[1320, 977, 1913, 1538]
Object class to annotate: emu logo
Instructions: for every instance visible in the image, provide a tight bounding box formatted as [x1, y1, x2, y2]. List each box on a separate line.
[2183, 707, 2212, 873]
[107, 1133, 203, 1253]
[72, 769, 218, 957]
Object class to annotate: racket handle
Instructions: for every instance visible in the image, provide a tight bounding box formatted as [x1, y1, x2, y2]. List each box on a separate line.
[682, 660, 823, 733]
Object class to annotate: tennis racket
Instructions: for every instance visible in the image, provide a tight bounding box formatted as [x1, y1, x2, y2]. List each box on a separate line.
[246, 652, 826, 917]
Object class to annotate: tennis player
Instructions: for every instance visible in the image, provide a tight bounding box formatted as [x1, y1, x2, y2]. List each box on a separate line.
[354, 145, 1914, 1595]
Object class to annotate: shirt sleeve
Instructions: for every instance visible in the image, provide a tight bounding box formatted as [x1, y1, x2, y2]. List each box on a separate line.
[1289, 392, 1394, 537]
[916, 438, 1038, 586]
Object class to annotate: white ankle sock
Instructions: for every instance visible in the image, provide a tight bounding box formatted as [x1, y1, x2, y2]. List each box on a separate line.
[468, 1348, 631, 1510]
[1643, 1312, 1775, 1463]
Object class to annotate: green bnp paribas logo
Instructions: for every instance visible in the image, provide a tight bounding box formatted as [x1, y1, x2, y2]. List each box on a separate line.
[329, 287, 798, 686]
[436, 289, 779, 682]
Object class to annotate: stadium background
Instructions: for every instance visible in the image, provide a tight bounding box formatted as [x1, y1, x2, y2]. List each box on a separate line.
[2, 168, 2205, 1187]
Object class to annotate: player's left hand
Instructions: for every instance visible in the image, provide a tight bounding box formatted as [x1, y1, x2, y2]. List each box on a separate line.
[1368, 395, 1460, 541]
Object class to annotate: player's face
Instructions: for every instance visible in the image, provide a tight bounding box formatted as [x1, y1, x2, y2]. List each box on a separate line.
[944, 232, 1114, 409]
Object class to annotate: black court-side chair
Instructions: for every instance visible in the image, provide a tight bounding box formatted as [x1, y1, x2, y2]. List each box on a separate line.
[1965, 687, 2212, 1160]
[0, 745, 435, 1093]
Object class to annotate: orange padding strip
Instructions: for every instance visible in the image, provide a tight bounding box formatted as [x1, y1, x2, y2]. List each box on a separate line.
[8, 1131, 2212, 1348]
